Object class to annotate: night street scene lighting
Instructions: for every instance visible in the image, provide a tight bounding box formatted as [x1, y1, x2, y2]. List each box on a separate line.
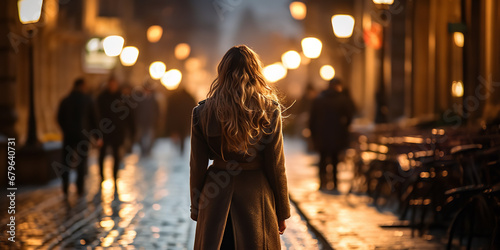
[1, 0, 500, 249]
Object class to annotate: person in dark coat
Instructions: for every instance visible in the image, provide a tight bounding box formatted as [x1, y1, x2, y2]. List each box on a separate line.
[135, 86, 159, 156]
[165, 86, 196, 155]
[190, 45, 290, 249]
[309, 78, 356, 190]
[120, 83, 137, 154]
[57, 78, 98, 196]
[97, 77, 134, 186]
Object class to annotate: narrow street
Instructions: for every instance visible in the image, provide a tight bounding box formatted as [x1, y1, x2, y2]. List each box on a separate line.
[2, 0, 500, 249]
[0, 139, 321, 249]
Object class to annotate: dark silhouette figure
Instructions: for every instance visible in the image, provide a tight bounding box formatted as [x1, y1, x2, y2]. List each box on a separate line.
[299, 82, 318, 151]
[309, 78, 356, 190]
[96, 77, 134, 186]
[57, 78, 98, 196]
[120, 83, 137, 154]
[165, 87, 196, 154]
[135, 87, 159, 156]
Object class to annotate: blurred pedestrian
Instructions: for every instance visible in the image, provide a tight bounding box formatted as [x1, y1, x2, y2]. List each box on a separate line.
[96, 77, 133, 187]
[135, 86, 159, 156]
[190, 45, 290, 249]
[165, 86, 196, 155]
[120, 83, 137, 154]
[309, 78, 356, 191]
[298, 82, 318, 151]
[57, 78, 98, 196]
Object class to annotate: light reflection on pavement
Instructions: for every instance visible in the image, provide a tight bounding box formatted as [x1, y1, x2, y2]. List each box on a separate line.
[285, 138, 445, 250]
[0, 139, 321, 249]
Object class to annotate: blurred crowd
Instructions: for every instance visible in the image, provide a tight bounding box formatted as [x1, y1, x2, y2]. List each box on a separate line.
[57, 76, 196, 196]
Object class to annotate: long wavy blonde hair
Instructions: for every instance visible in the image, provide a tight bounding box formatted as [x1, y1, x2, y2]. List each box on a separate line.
[203, 45, 281, 154]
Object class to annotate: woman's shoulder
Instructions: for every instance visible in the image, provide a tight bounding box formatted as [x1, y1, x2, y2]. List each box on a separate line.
[193, 99, 208, 113]
[197, 99, 207, 105]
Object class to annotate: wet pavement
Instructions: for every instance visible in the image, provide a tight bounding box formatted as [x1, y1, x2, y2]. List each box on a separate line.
[1, 137, 452, 249]
[0, 139, 321, 250]
[284, 138, 446, 250]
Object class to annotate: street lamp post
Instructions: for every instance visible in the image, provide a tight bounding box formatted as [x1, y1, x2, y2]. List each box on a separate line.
[330, 14, 354, 98]
[18, 0, 44, 146]
[372, 0, 393, 124]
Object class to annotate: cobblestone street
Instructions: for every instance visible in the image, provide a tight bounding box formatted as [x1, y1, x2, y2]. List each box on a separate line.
[0, 139, 321, 249]
[1, 138, 458, 249]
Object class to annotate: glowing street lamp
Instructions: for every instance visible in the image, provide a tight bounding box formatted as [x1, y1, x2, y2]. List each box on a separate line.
[120, 46, 139, 66]
[161, 69, 183, 90]
[86, 38, 100, 52]
[263, 63, 287, 83]
[174, 43, 191, 60]
[320, 65, 335, 81]
[149, 61, 166, 79]
[18, 0, 44, 146]
[289, 1, 306, 20]
[453, 32, 464, 48]
[18, 0, 43, 24]
[103, 35, 124, 57]
[301, 37, 322, 59]
[373, 0, 394, 4]
[281, 50, 301, 69]
[331, 15, 355, 38]
[147, 25, 163, 43]
[372, 0, 393, 124]
[452, 81, 464, 97]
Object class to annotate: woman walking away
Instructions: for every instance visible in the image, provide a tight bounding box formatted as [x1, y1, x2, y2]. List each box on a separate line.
[190, 45, 290, 249]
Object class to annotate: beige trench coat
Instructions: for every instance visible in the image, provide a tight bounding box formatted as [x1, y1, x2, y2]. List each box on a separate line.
[190, 100, 291, 249]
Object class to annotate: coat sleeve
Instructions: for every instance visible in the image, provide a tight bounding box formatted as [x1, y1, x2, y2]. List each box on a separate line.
[189, 106, 209, 221]
[263, 110, 291, 221]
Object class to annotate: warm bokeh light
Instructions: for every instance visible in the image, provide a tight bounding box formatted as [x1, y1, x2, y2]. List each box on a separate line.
[18, 0, 43, 24]
[185, 57, 202, 71]
[174, 43, 191, 60]
[101, 179, 114, 190]
[86, 38, 100, 52]
[102, 35, 125, 57]
[147, 25, 163, 43]
[452, 81, 464, 97]
[149, 61, 166, 79]
[289, 1, 307, 20]
[281, 50, 301, 69]
[320, 65, 335, 81]
[373, 0, 394, 4]
[454, 32, 464, 48]
[301, 37, 322, 59]
[120, 46, 139, 66]
[161, 69, 182, 90]
[331, 15, 355, 38]
[263, 63, 287, 83]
